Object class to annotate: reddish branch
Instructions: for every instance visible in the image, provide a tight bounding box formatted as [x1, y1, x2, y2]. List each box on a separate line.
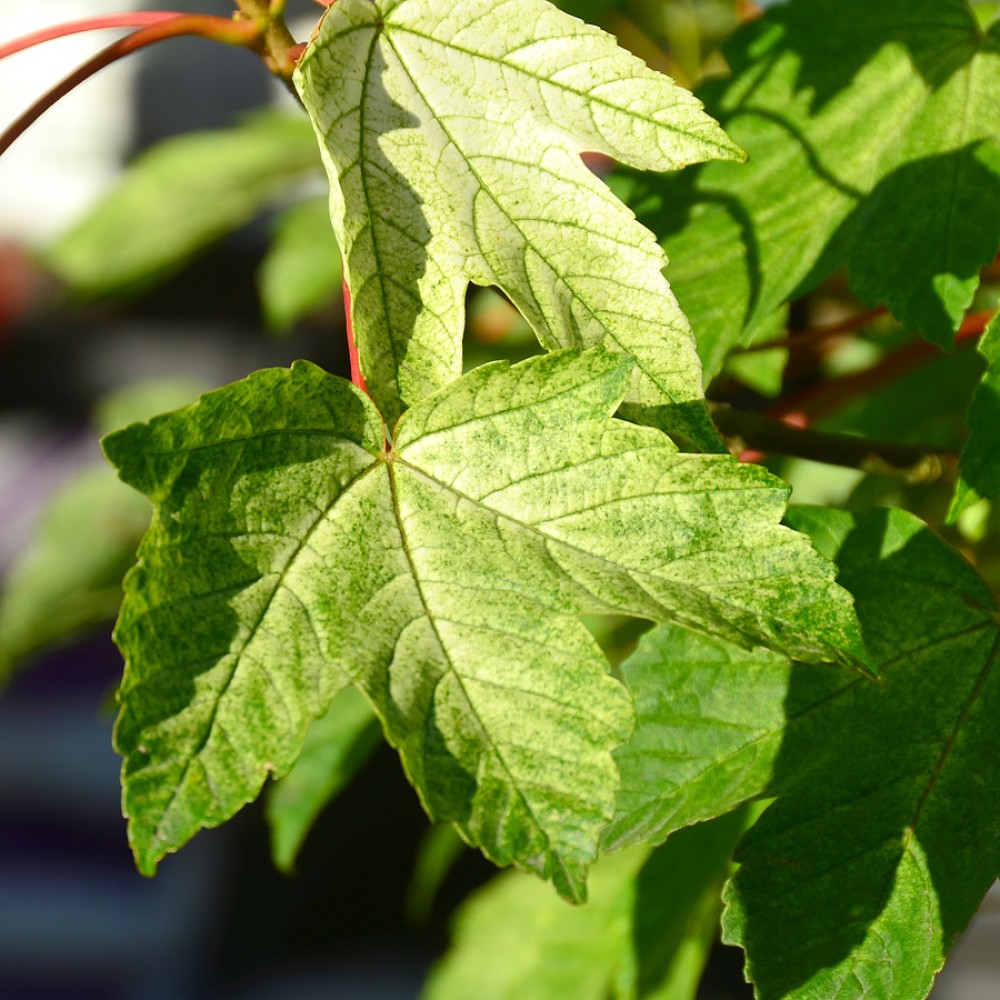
[0, 13, 182, 60]
[733, 306, 888, 355]
[765, 309, 995, 424]
[0, 3, 305, 157]
[724, 308, 996, 472]
[0, 16, 271, 157]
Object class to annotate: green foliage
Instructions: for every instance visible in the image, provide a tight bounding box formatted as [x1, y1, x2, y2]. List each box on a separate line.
[617, 0, 1000, 380]
[726, 506, 1000, 999]
[47, 111, 321, 297]
[425, 809, 753, 1000]
[7, 0, 1000, 997]
[0, 379, 201, 681]
[606, 505, 1000, 999]
[266, 684, 381, 872]
[951, 312, 1000, 517]
[294, 0, 744, 444]
[258, 195, 343, 333]
[103, 348, 863, 899]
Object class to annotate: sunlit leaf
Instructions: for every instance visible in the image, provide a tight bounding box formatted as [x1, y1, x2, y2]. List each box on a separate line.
[295, 0, 744, 444]
[104, 349, 864, 899]
[619, 0, 1000, 380]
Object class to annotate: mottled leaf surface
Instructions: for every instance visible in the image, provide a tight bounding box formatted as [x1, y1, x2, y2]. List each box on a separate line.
[295, 0, 744, 444]
[618, 0, 1000, 380]
[105, 349, 863, 897]
[950, 313, 1000, 519]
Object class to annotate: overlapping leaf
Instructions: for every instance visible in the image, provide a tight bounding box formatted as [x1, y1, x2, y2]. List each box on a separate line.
[607, 506, 1000, 999]
[266, 685, 381, 872]
[617, 0, 1000, 380]
[104, 348, 864, 899]
[294, 0, 744, 444]
[950, 312, 1000, 519]
[425, 811, 751, 1000]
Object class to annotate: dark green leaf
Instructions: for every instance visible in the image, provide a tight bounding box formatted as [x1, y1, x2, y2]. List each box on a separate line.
[266, 685, 381, 873]
[721, 506, 1000, 1000]
[950, 313, 1000, 518]
[621, 0, 1000, 379]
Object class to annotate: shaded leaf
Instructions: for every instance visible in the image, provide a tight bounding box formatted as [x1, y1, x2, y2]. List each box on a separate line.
[425, 810, 751, 1000]
[266, 685, 381, 872]
[950, 313, 1000, 519]
[607, 506, 1000, 995]
[604, 626, 843, 853]
[692, 506, 998, 1000]
[104, 349, 864, 898]
[48, 112, 321, 297]
[258, 196, 343, 333]
[620, 0, 1000, 380]
[295, 0, 744, 444]
[0, 379, 202, 682]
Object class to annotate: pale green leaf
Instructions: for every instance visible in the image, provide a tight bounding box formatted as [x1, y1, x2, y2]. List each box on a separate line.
[950, 312, 1000, 519]
[105, 349, 865, 898]
[258, 196, 343, 333]
[48, 112, 321, 297]
[613, 506, 1000, 1000]
[425, 810, 751, 1000]
[0, 379, 201, 682]
[620, 0, 1000, 380]
[294, 0, 744, 444]
[266, 685, 381, 872]
[0, 468, 150, 682]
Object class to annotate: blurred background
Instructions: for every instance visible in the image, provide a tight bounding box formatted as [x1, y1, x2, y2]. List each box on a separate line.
[0, 1, 995, 998]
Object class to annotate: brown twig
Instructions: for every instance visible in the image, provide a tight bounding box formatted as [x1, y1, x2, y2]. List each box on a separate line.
[733, 306, 887, 355]
[713, 405, 954, 484]
[764, 309, 996, 423]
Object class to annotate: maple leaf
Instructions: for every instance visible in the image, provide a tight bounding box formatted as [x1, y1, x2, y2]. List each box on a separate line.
[608, 507, 1000, 999]
[294, 0, 744, 446]
[104, 349, 865, 900]
[623, 0, 1000, 380]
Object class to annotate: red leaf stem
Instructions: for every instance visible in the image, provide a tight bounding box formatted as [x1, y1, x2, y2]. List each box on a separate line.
[763, 309, 996, 426]
[0, 15, 265, 157]
[0, 13, 182, 62]
[734, 309, 996, 463]
[342, 278, 369, 396]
